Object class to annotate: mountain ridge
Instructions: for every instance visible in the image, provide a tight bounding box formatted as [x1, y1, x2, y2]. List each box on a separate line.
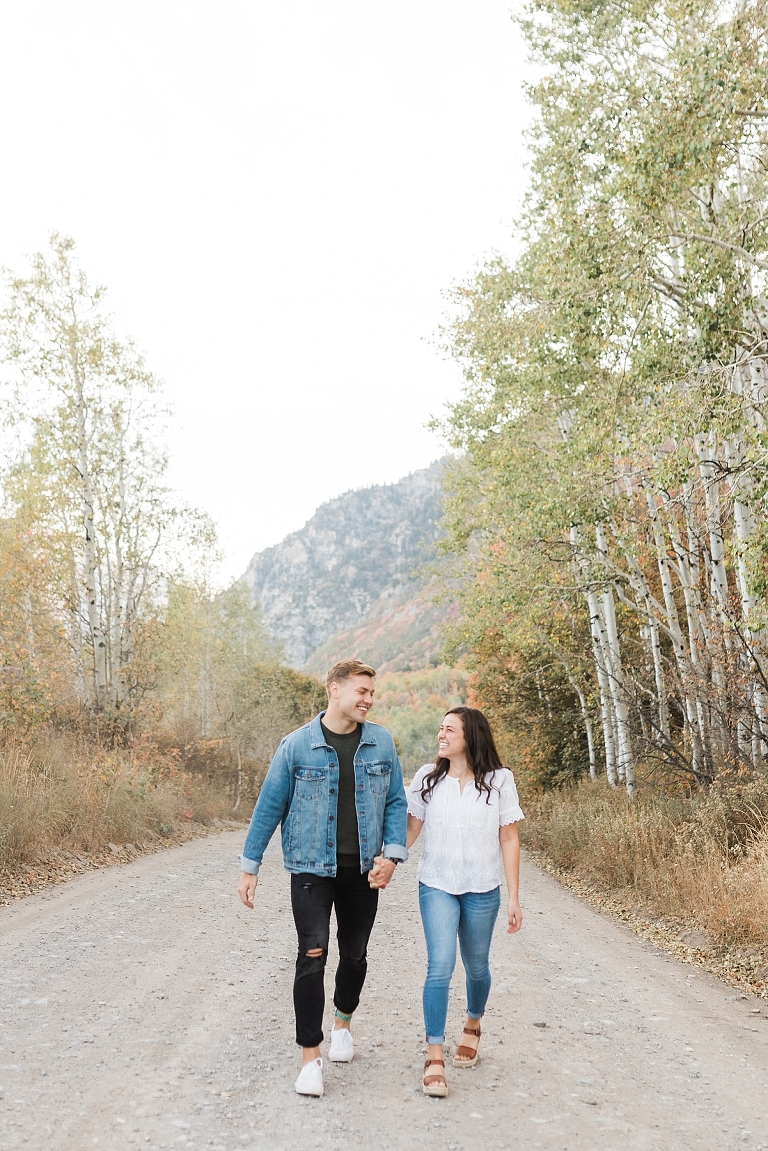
[243, 460, 446, 671]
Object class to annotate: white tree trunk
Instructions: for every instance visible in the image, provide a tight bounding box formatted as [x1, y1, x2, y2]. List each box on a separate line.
[571, 526, 618, 785]
[587, 586, 619, 786]
[71, 341, 109, 710]
[573, 678, 597, 780]
[695, 431, 731, 614]
[724, 433, 768, 759]
[647, 614, 670, 741]
[596, 523, 635, 794]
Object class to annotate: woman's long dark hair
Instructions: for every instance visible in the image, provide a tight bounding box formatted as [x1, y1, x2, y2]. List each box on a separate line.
[419, 706, 505, 804]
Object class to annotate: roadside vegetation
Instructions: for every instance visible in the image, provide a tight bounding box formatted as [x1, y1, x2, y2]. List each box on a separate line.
[371, 666, 468, 775]
[523, 778, 768, 951]
[0, 236, 318, 872]
[438, 0, 768, 956]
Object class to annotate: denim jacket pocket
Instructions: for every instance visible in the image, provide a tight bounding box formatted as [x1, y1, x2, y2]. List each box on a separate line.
[365, 761, 391, 800]
[292, 767, 328, 816]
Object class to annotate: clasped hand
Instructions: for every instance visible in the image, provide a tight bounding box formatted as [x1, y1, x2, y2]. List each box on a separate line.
[368, 855, 396, 889]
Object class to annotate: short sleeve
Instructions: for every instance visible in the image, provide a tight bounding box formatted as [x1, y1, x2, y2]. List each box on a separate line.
[406, 765, 431, 821]
[497, 770, 525, 826]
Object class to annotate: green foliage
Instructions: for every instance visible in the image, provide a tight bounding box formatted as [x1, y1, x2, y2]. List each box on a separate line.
[0, 237, 323, 818]
[438, 0, 768, 791]
[371, 666, 468, 775]
[156, 577, 321, 803]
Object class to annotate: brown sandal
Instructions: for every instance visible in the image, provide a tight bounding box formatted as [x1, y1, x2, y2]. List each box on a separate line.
[422, 1058, 447, 1097]
[453, 1025, 481, 1068]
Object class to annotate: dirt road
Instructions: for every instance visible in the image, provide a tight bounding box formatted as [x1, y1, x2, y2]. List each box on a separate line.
[2, 830, 768, 1151]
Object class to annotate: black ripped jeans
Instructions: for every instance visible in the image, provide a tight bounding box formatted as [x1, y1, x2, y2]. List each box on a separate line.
[290, 867, 379, 1048]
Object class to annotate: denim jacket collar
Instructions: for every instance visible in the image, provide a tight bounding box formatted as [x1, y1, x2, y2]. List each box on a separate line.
[309, 711, 379, 750]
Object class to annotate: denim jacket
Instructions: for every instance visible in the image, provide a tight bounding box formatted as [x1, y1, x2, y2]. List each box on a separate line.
[240, 713, 408, 876]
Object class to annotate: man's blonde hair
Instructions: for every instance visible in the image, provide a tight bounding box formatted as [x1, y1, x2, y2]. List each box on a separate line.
[326, 659, 376, 695]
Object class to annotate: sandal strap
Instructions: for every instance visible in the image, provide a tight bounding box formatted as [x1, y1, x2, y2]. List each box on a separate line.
[462, 1026, 481, 1037]
[423, 1058, 446, 1086]
[454, 1045, 479, 1059]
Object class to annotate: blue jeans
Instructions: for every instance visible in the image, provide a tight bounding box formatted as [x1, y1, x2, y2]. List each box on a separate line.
[418, 883, 501, 1045]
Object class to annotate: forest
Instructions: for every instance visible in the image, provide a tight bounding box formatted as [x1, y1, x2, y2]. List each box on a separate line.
[0, 235, 319, 873]
[440, 0, 768, 953]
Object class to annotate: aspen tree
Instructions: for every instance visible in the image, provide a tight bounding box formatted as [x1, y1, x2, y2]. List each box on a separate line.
[2, 236, 177, 723]
[439, 0, 768, 791]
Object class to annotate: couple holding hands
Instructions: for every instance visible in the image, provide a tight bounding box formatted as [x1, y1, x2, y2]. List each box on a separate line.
[238, 660, 524, 1098]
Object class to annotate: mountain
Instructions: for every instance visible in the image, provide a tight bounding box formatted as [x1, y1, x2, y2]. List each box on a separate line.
[243, 460, 447, 671]
[302, 587, 456, 678]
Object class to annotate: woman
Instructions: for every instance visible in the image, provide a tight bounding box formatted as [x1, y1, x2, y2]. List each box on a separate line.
[406, 706, 524, 1097]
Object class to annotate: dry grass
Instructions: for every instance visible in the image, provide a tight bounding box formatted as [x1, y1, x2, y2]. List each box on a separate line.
[521, 776, 768, 946]
[0, 733, 235, 868]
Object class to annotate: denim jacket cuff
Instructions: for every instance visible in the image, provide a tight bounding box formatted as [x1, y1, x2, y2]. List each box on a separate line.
[240, 856, 261, 874]
[383, 843, 408, 863]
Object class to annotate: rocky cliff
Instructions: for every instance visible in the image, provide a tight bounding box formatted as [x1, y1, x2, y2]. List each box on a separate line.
[243, 460, 446, 670]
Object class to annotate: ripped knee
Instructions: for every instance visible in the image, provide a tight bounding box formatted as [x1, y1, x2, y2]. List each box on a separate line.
[300, 946, 327, 971]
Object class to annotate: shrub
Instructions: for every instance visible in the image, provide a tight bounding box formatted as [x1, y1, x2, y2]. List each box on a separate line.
[522, 777, 768, 945]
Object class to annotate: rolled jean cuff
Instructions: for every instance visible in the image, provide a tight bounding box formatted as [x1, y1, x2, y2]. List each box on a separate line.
[426, 1033, 445, 1045]
[240, 856, 260, 874]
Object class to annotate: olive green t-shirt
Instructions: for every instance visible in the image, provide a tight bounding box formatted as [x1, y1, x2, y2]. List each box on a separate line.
[321, 720, 362, 868]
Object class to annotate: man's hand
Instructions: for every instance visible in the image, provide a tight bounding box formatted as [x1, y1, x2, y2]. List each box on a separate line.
[238, 871, 258, 908]
[507, 897, 523, 934]
[368, 856, 396, 890]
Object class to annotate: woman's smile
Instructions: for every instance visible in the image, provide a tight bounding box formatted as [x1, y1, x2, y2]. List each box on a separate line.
[438, 716, 466, 759]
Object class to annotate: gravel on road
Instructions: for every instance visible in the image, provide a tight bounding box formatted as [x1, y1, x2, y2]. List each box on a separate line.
[1, 830, 768, 1151]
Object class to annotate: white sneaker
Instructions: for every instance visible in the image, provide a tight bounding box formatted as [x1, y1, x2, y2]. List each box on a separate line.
[295, 1057, 324, 1097]
[328, 1026, 354, 1063]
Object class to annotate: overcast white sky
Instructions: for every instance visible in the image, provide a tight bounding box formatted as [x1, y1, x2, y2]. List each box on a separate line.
[0, 1, 531, 581]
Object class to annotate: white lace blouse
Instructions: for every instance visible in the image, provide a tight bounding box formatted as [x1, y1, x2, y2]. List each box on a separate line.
[406, 765, 525, 895]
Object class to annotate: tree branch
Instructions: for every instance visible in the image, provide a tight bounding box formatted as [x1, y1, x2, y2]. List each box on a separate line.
[674, 230, 768, 272]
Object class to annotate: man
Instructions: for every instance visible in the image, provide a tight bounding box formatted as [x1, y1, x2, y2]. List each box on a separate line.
[237, 659, 408, 1097]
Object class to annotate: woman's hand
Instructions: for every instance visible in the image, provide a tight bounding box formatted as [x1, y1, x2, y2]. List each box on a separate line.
[507, 897, 523, 934]
[368, 856, 396, 889]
